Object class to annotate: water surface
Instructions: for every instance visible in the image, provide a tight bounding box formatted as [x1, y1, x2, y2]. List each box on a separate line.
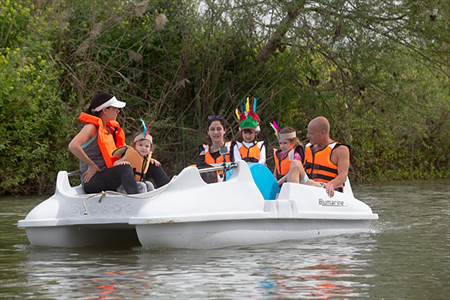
[1, 179, 449, 299]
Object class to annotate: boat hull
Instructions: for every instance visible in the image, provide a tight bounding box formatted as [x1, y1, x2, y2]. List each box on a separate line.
[24, 224, 140, 248]
[18, 161, 378, 249]
[136, 218, 372, 249]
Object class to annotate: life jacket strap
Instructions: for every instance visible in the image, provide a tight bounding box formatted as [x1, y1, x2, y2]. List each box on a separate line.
[304, 162, 338, 174]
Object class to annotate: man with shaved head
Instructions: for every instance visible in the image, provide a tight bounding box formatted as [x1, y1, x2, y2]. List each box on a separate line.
[288, 116, 350, 197]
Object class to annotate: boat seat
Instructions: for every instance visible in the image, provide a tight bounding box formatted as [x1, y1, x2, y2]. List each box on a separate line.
[221, 162, 279, 200]
[73, 185, 87, 195]
[247, 163, 280, 200]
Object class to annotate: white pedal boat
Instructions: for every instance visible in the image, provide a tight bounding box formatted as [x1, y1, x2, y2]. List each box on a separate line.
[18, 161, 378, 249]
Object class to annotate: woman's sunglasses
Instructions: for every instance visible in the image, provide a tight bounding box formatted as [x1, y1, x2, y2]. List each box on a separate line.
[208, 115, 224, 121]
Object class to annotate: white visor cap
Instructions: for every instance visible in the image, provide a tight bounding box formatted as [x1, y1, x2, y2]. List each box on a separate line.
[93, 96, 126, 112]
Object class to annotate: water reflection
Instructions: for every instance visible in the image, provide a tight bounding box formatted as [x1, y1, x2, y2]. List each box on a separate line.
[2, 179, 449, 299]
[17, 235, 377, 299]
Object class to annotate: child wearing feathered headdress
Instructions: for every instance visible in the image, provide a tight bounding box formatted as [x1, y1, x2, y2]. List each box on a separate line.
[271, 124, 307, 186]
[112, 119, 166, 192]
[233, 97, 267, 164]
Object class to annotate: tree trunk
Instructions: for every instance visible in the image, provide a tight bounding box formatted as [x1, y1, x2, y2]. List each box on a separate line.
[256, 1, 305, 62]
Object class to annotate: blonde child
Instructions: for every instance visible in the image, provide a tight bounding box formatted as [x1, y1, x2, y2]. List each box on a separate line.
[271, 126, 307, 186]
[271, 125, 322, 188]
[113, 120, 169, 192]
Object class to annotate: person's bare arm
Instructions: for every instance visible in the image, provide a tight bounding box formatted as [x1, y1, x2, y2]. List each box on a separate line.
[325, 145, 350, 197]
[114, 159, 130, 166]
[277, 174, 288, 186]
[306, 179, 322, 187]
[149, 158, 161, 166]
[68, 124, 101, 183]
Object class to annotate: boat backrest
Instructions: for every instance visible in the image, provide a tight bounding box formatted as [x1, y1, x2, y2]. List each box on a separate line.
[247, 163, 280, 200]
[204, 162, 279, 200]
[55, 171, 88, 196]
[343, 177, 354, 197]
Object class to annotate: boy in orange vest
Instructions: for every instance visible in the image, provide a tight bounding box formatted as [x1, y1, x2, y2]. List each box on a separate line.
[233, 97, 267, 164]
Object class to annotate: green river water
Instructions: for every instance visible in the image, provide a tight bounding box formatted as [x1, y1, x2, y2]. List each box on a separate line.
[1, 179, 449, 299]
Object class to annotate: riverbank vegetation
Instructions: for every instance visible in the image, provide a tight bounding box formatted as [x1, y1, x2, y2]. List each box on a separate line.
[1, 0, 449, 195]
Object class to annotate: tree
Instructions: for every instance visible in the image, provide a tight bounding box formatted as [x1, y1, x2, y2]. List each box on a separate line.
[0, 0, 448, 194]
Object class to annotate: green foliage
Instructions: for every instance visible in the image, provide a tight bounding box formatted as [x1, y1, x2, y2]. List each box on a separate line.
[0, 0, 77, 194]
[0, 0, 449, 195]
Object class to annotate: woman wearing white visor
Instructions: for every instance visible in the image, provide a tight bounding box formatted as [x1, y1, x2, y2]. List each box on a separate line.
[69, 93, 140, 194]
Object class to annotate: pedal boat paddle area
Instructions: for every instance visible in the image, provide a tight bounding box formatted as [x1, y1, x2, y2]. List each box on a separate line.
[18, 161, 378, 249]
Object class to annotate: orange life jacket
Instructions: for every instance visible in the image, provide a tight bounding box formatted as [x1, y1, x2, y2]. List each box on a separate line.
[273, 149, 295, 180]
[237, 141, 265, 163]
[78, 113, 125, 168]
[203, 141, 232, 164]
[112, 145, 152, 181]
[303, 142, 345, 189]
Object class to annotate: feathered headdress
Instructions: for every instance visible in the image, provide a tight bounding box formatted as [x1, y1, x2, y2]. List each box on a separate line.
[270, 120, 296, 140]
[133, 118, 154, 144]
[270, 120, 280, 139]
[235, 97, 261, 131]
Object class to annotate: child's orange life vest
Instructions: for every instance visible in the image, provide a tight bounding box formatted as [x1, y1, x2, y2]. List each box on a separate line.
[237, 141, 265, 163]
[112, 145, 152, 181]
[273, 149, 295, 180]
